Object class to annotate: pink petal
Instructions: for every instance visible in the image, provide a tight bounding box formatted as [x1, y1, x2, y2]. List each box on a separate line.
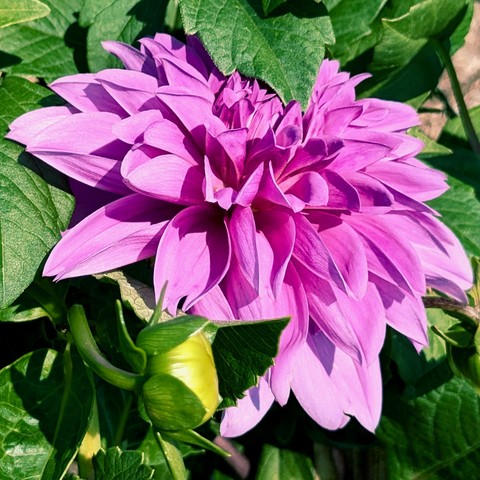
[160, 57, 214, 101]
[307, 211, 368, 299]
[96, 69, 160, 115]
[142, 34, 209, 79]
[112, 110, 164, 144]
[353, 98, 420, 132]
[154, 205, 231, 313]
[7, 106, 75, 145]
[346, 214, 426, 295]
[24, 112, 130, 194]
[102, 40, 156, 75]
[50, 74, 125, 115]
[143, 119, 202, 164]
[155, 87, 217, 142]
[372, 274, 428, 346]
[367, 158, 448, 201]
[282, 171, 329, 207]
[227, 206, 260, 293]
[297, 266, 363, 363]
[123, 154, 205, 205]
[293, 214, 349, 294]
[291, 338, 350, 430]
[329, 346, 383, 431]
[188, 285, 235, 321]
[44, 194, 177, 279]
[255, 209, 295, 297]
[220, 377, 274, 438]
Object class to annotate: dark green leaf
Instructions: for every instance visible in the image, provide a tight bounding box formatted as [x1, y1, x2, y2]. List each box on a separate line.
[213, 317, 289, 407]
[441, 105, 480, 147]
[0, 77, 74, 308]
[262, 0, 287, 16]
[361, 0, 470, 101]
[427, 176, 480, 257]
[256, 444, 315, 480]
[93, 447, 154, 480]
[0, 347, 94, 479]
[327, 0, 387, 64]
[79, 0, 168, 72]
[154, 432, 186, 480]
[0, 293, 48, 322]
[0, 0, 84, 80]
[0, 0, 50, 29]
[378, 375, 480, 479]
[179, 0, 334, 108]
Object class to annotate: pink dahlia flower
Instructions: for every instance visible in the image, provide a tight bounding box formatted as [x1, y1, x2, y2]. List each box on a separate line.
[7, 34, 472, 436]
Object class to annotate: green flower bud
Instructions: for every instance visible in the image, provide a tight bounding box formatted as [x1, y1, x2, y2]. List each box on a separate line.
[138, 317, 220, 432]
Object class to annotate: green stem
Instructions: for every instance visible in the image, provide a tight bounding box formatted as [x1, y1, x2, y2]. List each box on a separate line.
[423, 296, 480, 326]
[113, 393, 133, 447]
[432, 38, 480, 156]
[68, 305, 145, 391]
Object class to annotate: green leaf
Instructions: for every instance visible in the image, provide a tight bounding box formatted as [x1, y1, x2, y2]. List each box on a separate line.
[368, 0, 469, 74]
[0, 77, 74, 308]
[378, 375, 480, 479]
[0, 0, 84, 80]
[0, 0, 50, 29]
[213, 317, 289, 407]
[327, 0, 388, 64]
[427, 176, 480, 257]
[262, 0, 287, 16]
[441, 105, 480, 147]
[154, 431, 187, 480]
[409, 127, 452, 158]
[256, 444, 315, 480]
[93, 447, 154, 480]
[179, 0, 334, 108]
[0, 288, 48, 322]
[0, 347, 94, 479]
[79, 0, 168, 72]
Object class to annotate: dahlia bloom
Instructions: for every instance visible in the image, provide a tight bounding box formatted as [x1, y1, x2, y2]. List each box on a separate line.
[7, 34, 472, 436]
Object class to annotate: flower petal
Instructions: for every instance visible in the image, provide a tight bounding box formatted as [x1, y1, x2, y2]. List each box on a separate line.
[291, 337, 350, 430]
[44, 194, 177, 279]
[50, 74, 126, 114]
[155, 205, 231, 313]
[123, 154, 205, 205]
[7, 106, 75, 145]
[220, 376, 274, 438]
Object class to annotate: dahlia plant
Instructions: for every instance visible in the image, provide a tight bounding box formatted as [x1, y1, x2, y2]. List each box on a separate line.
[1, 1, 479, 479]
[7, 33, 472, 436]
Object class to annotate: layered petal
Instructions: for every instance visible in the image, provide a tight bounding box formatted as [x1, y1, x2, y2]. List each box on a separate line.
[154, 205, 231, 313]
[44, 194, 178, 279]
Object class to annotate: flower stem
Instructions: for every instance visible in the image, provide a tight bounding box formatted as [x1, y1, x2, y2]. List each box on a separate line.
[431, 38, 480, 156]
[68, 304, 145, 391]
[113, 392, 133, 447]
[423, 296, 480, 326]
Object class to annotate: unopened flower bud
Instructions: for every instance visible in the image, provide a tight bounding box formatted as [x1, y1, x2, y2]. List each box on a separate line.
[137, 317, 220, 432]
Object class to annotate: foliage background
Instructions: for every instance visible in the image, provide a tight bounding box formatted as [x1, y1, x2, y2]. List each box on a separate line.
[1, 0, 480, 478]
